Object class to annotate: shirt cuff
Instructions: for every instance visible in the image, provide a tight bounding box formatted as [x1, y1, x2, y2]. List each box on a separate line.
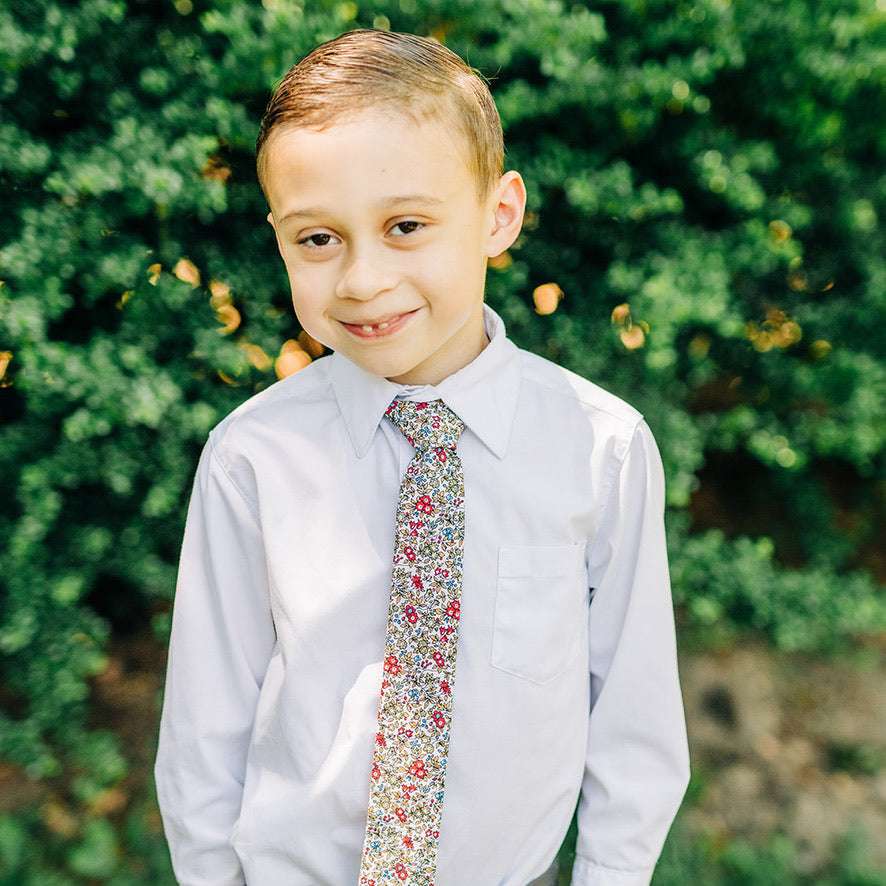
[570, 855, 655, 886]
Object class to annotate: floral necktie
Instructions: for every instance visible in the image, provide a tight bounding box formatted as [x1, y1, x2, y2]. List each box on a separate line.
[359, 399, 466, 885]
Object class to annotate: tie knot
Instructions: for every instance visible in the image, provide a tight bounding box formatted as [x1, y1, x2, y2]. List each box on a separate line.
[386, 400, 464, 451]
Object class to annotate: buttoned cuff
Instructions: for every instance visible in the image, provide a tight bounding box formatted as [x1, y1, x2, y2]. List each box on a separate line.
[570, 855, 654, 886]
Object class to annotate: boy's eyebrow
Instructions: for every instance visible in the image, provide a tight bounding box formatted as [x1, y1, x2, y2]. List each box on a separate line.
[378, 194, 447, 209]
[278, 194, 447, 225]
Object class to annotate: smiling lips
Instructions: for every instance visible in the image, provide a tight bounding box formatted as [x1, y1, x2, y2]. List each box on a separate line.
[341, 310, 416, 339]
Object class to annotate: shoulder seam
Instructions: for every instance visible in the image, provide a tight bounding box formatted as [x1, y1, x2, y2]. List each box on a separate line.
[206, 436, 263, 528]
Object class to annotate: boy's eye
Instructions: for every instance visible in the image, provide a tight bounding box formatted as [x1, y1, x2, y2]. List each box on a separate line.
[298, 232, 338, 248]
[391, 220, 424, 236]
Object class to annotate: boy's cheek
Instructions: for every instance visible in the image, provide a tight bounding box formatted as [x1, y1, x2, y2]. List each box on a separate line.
[287, 288, 329, 334]
[277, 244, 300, 271]
[280, 259, 317, 298]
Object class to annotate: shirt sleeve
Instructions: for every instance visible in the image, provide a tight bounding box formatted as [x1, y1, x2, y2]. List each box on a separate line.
[571, 420, 690, 886]
[155, 440, 277, 886]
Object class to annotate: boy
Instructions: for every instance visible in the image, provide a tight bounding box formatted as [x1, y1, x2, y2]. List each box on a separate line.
[155, 29, 689, 886]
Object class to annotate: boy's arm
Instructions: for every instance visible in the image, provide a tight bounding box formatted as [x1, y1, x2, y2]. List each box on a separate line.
[572, 420, 690, 886]
[155, 442, 276, 886]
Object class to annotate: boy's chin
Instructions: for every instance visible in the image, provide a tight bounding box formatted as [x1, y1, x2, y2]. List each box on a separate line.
[361, 354, 433, 385]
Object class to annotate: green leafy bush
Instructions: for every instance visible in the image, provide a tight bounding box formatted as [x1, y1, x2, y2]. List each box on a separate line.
[651, 820, 886, 886]
[1, 0, 886, 880]
[0, 801, 174, 885]
[670, 521, 886, 650]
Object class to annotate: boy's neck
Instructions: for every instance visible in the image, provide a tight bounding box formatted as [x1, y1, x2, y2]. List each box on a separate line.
[385, 311, 490, 388]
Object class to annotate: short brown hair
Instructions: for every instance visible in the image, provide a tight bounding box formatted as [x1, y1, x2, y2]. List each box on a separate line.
[256, 29, 504, 196]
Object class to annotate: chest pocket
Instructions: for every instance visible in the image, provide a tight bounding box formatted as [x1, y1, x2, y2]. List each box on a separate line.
[491, 543, 588, 685]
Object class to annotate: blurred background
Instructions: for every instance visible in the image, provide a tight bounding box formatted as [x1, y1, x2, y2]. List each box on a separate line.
[1, 0, 885, 882]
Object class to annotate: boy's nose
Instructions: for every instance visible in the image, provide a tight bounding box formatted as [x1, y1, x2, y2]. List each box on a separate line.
[335, 253, 398, 301]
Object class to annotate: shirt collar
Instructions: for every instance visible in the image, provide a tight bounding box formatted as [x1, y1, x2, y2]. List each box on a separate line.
[329, 305, 522, 459]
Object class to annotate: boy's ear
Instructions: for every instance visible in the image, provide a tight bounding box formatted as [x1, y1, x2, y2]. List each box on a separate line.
[486, 171, 527, 258]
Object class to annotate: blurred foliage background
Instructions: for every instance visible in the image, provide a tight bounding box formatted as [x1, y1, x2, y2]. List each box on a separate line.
[1, 0, 885, 882]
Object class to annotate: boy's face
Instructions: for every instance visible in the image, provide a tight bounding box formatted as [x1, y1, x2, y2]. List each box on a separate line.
[264, 110, 523, 386]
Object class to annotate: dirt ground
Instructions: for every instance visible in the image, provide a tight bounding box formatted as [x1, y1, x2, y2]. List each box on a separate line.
[679, 639, 886, 872]
[2, 633, 885, 875]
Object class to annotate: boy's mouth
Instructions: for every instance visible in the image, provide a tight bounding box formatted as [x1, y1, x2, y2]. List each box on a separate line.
[341, 310, 416, 338]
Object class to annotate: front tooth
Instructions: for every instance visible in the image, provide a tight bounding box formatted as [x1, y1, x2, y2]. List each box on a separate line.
[377, 321, 389, 330]
[362, 325, 374, 332]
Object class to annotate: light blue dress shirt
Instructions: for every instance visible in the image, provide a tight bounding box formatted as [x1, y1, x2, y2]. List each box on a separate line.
[155, 307, 689, 886]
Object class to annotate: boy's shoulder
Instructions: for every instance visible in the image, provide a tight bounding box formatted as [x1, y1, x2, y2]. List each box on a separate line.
[510, 347, 649, 476]
[516, 346, 643, 431]
[209, 354, 336, 445]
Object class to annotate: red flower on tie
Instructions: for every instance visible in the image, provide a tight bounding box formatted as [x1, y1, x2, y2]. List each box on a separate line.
[404, 546, 416, 561]
[404, 605, 418, 624]
[408, 759, 427, 779]
[446, 600, 460, 619]
[371, 763, 380, 779]
[432, 710, 445, 729]
[432, 652, 445, 667]
[384, 655, 401, 675]
[415, 495, 434, 514]
[395, 807, 408, 822]
[411, 575, 423, 589]
[440, 680, 451, 695]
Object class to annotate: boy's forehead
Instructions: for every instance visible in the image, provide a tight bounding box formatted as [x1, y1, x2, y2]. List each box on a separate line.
[264, 108, 482, 207]
[290, 102, 469, 156]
